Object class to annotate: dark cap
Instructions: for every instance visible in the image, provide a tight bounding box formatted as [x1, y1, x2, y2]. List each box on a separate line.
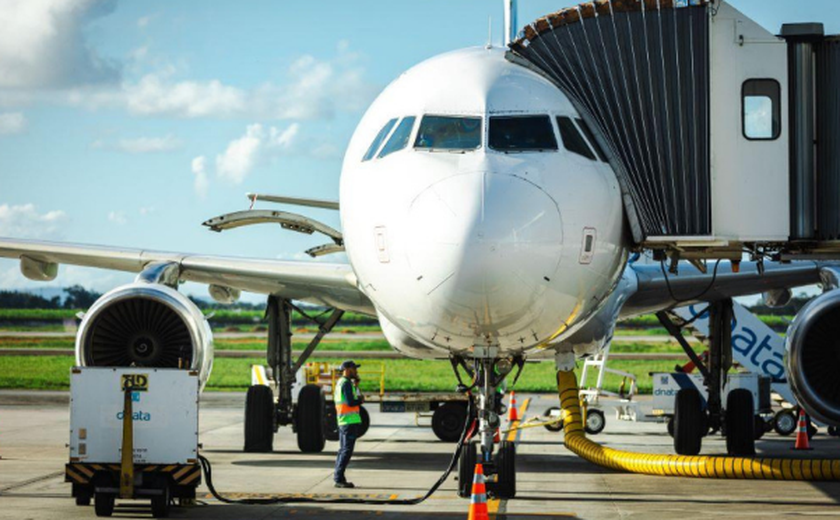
[339, 360, 361, 371]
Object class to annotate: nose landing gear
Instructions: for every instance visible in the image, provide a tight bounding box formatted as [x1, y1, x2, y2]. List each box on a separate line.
[452, 351, 523, 500]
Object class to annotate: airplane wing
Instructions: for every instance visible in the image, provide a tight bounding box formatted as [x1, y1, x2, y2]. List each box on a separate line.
[0, 237, 374, 315]
[620, 260, 825, 318]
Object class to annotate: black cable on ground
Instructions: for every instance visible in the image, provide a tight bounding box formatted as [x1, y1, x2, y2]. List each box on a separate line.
[199, 396, 474, 506]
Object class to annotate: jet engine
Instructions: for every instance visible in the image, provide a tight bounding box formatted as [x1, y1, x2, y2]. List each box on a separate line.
[786, 289, 840, 425]
[75, 283, 214, 389]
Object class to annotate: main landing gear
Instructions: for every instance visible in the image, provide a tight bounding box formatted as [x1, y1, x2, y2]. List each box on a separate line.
[244, 296, 344, 454]
[659, 299, 757, 456]
[453, 351, 524, 500]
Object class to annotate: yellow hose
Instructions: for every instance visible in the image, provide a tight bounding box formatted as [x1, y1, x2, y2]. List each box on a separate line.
[557, 370, 840, 480]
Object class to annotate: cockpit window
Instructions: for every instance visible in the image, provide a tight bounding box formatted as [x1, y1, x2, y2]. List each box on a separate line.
[575, 118, 608, 162]
[489, 115, 558, 152]
[378, 116, 416, 159]
[362, 118, 397, 161]
[414, 116, 482, 151]
[557, 116, 597, 161]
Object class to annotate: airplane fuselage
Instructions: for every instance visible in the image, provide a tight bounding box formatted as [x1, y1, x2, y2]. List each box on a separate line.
[340, 47, 628, 358]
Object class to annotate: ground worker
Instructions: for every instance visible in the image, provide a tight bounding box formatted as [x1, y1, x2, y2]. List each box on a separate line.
[334, 360, 364, 488]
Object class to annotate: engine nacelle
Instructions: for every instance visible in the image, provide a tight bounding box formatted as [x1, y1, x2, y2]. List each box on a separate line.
[76, 283, 214, 389]
[786, 289, 840, 425]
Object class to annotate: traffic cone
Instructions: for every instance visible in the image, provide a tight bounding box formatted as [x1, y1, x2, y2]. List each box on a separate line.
[792, 409, 813, 450]
[467, 463, 489, 520]
[508, 391, 519, 422]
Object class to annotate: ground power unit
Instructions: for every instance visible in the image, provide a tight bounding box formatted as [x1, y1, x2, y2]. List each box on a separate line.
[66, 367, 200, 518]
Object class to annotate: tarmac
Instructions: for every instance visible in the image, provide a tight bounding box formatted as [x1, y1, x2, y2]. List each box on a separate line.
[2, 392, 840, 519]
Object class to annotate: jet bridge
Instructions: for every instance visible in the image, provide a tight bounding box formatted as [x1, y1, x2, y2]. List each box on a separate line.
[508, 0, 840, 261]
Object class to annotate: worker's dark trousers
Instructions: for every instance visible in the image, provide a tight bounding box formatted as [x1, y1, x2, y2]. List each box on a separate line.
[334, 423, 359, 483]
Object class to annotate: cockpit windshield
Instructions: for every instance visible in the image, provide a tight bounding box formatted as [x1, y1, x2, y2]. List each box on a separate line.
[489, 115, 558, 152]
[414, 116, 482, 151]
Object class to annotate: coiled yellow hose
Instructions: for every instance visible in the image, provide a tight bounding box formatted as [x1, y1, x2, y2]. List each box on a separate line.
[557, 370, 840, 480]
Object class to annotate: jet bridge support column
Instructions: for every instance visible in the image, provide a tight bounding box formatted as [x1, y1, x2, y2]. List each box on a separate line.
[706, 299, 733, 433]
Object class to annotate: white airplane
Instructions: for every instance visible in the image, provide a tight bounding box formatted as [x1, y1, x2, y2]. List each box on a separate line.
[2, 0, 839, 499]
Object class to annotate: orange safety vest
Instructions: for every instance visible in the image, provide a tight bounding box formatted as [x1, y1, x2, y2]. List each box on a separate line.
[334, 376, 362, 425]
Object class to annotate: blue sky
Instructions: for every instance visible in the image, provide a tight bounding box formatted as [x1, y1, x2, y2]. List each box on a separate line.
[0, 0, 836, 301]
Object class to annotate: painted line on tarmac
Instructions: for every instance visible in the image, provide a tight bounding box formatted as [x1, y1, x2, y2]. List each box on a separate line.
[0, 471, 64, 494]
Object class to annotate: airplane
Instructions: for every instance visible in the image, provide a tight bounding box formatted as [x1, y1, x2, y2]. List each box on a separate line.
[2, 0, 840, 500]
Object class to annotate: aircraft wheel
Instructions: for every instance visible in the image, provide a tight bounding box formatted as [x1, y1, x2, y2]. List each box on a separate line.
[674, 388, 704, 455]
[457, 441, 477, 498]
[584, 408, 606, 435]
[358, 406, 371, 438]
[296, 384, 326, 453]
[94, 492, 115, 517]
[543, 407, 563, 432]
[494, 441, 516, 499]
[244, 385, 274, 452]
[432, 403, 467, 442]
[773, 409, 797, 436]
[725, 389, 756, 456]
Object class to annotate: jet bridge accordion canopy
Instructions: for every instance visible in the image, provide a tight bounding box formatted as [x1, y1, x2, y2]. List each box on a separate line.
[508, 0, 711, 243]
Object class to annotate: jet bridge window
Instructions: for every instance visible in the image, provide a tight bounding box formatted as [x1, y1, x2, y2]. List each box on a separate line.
[414, 115, 482, 151]
[378, 116, 416, 159]
[557, 116, 597, 161]
[742, 79, 781, 141]
[362, 118, 398, 161]
[488, 115, 558, 152]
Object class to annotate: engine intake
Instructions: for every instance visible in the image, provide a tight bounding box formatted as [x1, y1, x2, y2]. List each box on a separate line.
[76, 283, 213, 388]
[786, 289, 840, 425]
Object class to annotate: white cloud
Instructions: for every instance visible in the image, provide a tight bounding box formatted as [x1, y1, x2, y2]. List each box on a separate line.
[137, 14, 155, 29]
[0, 0, 120, 88]
[0, 112, 26, 135]
[139, 206, 155, 216]
[215, 124, 265, 184]
[191, 156, 209, 198]
[116, 135, 182, 153]
[0, 203, 67, 239]
[107, 211, 126, 225]
[125, 74, 246, 118]
[269, 123, 299, 149]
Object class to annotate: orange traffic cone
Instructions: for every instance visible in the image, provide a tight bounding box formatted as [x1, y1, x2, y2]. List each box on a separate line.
[467, 463, 489, 520]
[792, 409, 813, 450]
[508, 391, 519, 422]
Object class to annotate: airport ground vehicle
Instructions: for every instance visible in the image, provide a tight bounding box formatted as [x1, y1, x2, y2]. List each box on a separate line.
[66, 368, 201, 518]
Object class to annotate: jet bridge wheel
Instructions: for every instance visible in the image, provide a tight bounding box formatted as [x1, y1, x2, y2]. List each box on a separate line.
[457, 441, 477, 498]
[296, 384, 326, 453]
[725, 389, 756, 456]
[244, 385, 275, 453]
[674, 388, 705, 456]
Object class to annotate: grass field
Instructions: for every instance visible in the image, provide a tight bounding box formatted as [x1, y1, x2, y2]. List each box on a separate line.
[0, 355, 678, 394]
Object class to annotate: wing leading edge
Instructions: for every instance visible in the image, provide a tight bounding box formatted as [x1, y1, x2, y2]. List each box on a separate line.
[0, 237, 374, 315]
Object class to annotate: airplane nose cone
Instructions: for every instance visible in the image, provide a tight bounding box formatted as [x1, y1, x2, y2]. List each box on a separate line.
[407, 172, 563, 336]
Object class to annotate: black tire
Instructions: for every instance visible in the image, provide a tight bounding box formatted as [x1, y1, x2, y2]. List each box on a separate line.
[725, 389, 756, 456]
[432, 403, 468, 442]
[244, 385, 275, 453]
[457, 442, 477, 498]
[494, 441, 516, 499]
[74, 484, 92, 506]
[296, 384, 326, 453]
[150, 484, 170, 518]
[324, 404, 339, 442]
[543, 407, 563, 432]
[584, 408, 606, 435]
[774, 410, 797, 436]
[828, 425, 840, 437]
[94, 492, 115, 517]
[674, 388, 705, 456]
[358, 405, 371, 438]
[754, 415, 766, 440]
[667, 416, 675, 438]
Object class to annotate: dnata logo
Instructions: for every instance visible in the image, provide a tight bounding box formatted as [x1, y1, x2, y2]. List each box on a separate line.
[654, 388, 678, 396]
[116, 410, 151, 421]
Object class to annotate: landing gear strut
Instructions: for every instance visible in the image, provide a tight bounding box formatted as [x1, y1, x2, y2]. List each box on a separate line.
[243, 296, 343, 453]
[454, 351, 522, 499]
